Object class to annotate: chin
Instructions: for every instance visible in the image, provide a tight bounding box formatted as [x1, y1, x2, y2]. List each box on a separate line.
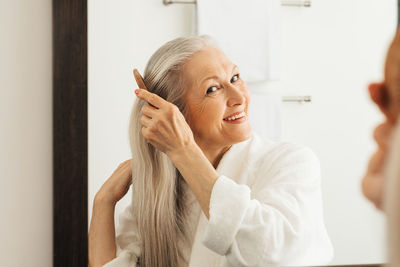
[232, 128, 252, 143]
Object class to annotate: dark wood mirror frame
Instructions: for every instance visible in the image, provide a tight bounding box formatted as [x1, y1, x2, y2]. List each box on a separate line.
[53, 0, 87, 266]
[52, 0, 399, 266]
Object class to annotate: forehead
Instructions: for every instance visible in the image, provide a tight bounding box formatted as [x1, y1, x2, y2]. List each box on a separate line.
[183, 46, 233, 83]
[385, 43, 400, 90]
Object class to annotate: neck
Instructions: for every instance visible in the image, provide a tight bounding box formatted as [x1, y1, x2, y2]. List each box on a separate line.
[196, 141, 232, 169]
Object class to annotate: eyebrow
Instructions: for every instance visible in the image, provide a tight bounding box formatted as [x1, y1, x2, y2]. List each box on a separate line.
[200, 65, 238, 85]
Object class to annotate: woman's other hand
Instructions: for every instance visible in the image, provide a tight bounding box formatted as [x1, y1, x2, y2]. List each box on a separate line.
[95, 159, 133, 205]
[89, 159, 132, 267]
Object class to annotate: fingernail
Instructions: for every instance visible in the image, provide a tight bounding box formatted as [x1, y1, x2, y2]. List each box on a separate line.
[135, 89, 139, 95]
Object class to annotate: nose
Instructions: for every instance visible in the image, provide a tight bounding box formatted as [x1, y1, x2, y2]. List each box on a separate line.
[226, 84, 245, 107]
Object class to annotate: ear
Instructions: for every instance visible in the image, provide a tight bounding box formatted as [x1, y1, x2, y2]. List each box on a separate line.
[368, 82, 393, 121]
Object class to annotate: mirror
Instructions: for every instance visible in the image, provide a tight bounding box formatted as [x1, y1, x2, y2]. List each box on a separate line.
[53, 0, 399, 266]
[88, 0, 397, 265]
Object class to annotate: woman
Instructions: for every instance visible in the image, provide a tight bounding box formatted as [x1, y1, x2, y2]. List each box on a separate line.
[89, 35, 333, 267]
[362, 27, 400, 267]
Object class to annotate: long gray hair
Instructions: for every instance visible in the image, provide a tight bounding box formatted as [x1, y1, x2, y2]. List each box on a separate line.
[128, 35, 217, 267]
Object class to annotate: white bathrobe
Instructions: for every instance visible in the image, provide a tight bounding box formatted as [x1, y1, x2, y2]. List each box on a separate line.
[103, 132, 334, 267]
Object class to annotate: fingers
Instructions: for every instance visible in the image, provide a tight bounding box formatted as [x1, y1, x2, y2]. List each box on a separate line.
[136, 89, 167, 109]
[141, 103, 158, 118]
[133, 69, 169, 109]
[122, 159, 131, 164]
[133, 69, 148, 90]
[140, 114, 152, 128]
[133, 69, 158, 108]
[119, 160, 132, 181]
[116, 159, 132, 172]
[141, 127, 153, 144]
[123, 159, 132, 166]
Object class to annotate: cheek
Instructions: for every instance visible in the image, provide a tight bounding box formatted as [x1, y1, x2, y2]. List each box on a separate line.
[191, 101, 224, 130]
[241, 86, 250, 108]
[245, 91, 250, 105]
[201, 103, 223, 124]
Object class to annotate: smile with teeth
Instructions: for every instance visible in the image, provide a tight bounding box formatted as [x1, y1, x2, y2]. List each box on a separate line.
[223, 111, 246, 121]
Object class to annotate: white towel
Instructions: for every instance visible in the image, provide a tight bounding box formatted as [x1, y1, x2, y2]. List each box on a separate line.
[196, 0, 281, 82]
[248, 92, 282, 141]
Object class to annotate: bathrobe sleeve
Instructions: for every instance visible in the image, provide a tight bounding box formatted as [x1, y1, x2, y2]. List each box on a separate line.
[102, 203, 141, 267]
[201, 144, 334, 266]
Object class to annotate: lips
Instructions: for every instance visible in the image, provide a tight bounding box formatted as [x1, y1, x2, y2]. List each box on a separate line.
[223, 111, 244, 120]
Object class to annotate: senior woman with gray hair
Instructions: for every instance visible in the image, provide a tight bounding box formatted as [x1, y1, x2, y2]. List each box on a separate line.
[89, 35, 333, 267]
[362, 27, 400, 267]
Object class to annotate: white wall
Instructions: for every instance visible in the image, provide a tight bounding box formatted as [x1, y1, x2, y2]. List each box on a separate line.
[0, 0, 52, 266]
[88, 0, 397, 265]
[275, 0, 396, 264]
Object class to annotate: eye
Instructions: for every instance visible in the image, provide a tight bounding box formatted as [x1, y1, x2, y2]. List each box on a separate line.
[231, 74, 239, 83]
[206, 86, 218, 95]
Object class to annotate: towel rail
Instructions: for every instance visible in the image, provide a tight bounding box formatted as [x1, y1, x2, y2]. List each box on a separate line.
[282, 96, 312, 103]
[162, 0, 312, 103]
[163, 0, 311, 7]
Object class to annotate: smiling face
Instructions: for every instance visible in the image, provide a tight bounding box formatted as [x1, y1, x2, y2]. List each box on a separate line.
[181, 46, 252, 152]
